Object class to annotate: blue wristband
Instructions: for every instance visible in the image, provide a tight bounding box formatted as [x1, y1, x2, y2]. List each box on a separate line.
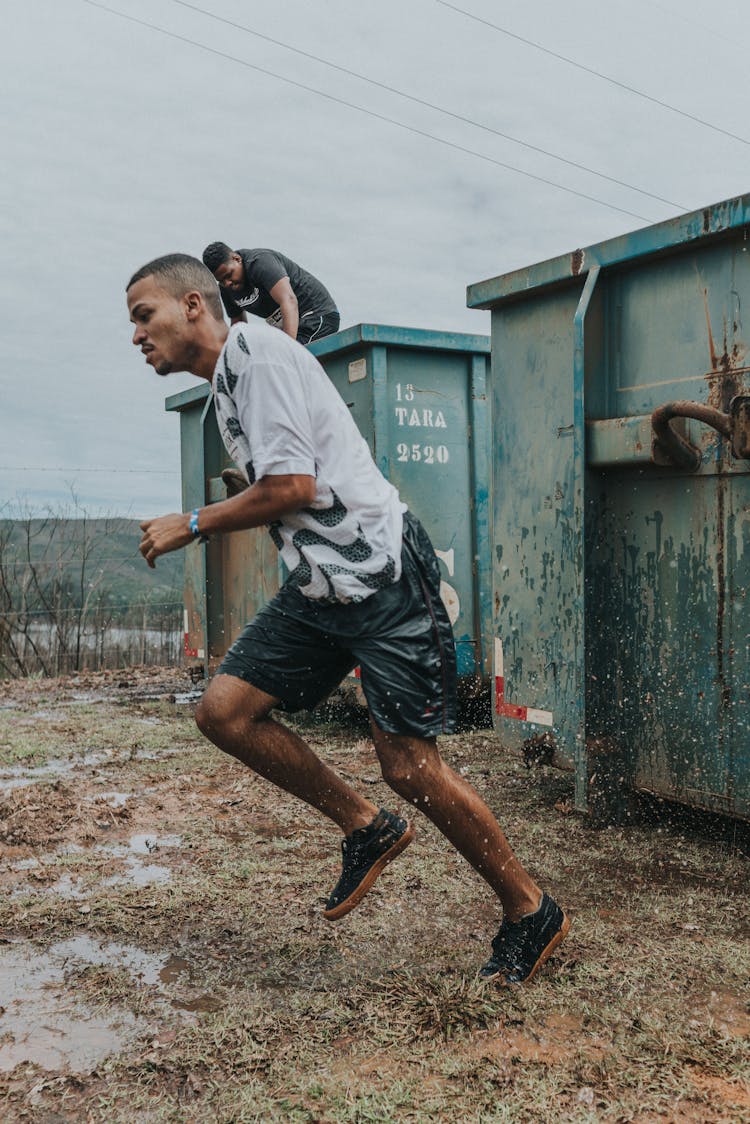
[189, 509, 209, 543]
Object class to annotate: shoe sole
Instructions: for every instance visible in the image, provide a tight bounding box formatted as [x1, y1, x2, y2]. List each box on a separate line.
[481, 911, 571, 985]
[322, 821, 416, 921]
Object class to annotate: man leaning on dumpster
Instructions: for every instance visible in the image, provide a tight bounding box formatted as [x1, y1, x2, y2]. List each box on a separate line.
[202, 241, 339, 346]
[126, 252, 570, 985]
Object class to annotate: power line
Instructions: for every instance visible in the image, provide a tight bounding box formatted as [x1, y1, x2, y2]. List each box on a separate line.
[437, 1, 750, 147]
[81, 0, 653, 222]
[0, 467, 179, 474]
[166, 0, 683, 210]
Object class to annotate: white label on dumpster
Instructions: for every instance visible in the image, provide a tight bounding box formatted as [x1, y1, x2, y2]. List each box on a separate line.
[348, 358, 367, 383]
[439, 581, 460, 625]
[435, 547, 460, 625]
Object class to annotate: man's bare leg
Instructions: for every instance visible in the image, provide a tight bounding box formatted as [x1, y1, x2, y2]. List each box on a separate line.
[195, 674, 378, 835]
[371, 723, 541, 922]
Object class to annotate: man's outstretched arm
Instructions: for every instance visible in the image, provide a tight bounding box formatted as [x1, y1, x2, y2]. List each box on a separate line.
[268, 276, 299, 339]
[139, 473, 315, 568]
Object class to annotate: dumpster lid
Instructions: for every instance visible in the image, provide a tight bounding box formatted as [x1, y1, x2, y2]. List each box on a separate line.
[467, 193, 750, 310]
[310, 323, 489, 359]
[165, 383, 211, 413]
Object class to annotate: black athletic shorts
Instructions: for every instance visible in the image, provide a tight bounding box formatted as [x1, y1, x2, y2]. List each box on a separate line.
[296, 309, 340, 346]
[217, 511, 457, 737]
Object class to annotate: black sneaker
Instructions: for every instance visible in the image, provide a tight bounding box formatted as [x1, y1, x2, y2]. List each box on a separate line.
[323, 808, 415, 921]
[478, 893, 570, 984]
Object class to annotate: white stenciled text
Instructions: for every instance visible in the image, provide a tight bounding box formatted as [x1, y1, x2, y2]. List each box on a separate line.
[394, 407, 447, 428]
[396, 443, 450, 464]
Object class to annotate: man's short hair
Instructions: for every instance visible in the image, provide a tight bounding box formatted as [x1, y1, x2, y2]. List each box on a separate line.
[202, 242, 235, 274]
[127, 253, 224, 322]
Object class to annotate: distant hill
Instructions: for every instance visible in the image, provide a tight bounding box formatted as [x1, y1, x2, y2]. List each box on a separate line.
[0, 517, 184, 612]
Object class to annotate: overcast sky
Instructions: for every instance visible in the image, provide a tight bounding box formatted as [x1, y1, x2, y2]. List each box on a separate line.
[2, 0, 748, 518]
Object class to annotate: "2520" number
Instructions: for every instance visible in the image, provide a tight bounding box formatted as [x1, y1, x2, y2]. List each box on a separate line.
[396, 443, 449, 464]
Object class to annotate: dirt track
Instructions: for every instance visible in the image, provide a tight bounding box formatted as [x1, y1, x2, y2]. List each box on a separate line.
[1, 667, 748, 1122]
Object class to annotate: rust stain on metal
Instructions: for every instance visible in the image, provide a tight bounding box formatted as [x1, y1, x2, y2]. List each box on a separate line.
[571, 249, 584, 276]
[703, 289, 719, 372]
[703, 289, 749, 411]
[716, 470, 729, 788]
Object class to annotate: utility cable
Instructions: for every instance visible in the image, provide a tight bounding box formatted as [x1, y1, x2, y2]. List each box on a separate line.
[80, 0, 654, 222]
[437, 0, 750, 146]
[166, 0, 684, 210]
[0, 466, 179, 474]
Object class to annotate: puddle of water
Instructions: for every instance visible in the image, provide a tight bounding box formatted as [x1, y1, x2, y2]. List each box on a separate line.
[118, 859, 172, 888]
[1, 751, 110, 791]
[126, 833, 182, 855]
[174, 690, 203, 705]
[159, 954, 191, 984]
[13, 859, 173, 898]
[55, 934, 166, 985]
[94, 836, 180, 890]
[49, 872, 88, 899]
[0, 934, 164, 1073]
[60, 859, 172, 895]
[12, 836, 177, 897]
[9, 844, 86, 874]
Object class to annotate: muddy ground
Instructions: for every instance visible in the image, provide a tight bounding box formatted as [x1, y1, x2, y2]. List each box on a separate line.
[0, 666, 748, 1122]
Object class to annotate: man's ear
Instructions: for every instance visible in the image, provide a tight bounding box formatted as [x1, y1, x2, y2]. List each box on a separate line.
[184, 290, 203, 320]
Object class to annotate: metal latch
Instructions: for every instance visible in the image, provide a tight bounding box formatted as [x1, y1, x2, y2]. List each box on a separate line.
[651, 395, 750, 471]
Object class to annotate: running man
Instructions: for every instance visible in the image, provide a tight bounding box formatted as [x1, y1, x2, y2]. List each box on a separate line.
[202, 242, 339, 345]
[127, 253, 570, 985]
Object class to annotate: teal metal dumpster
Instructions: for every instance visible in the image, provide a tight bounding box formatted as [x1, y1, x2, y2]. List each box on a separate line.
[167, 324, 492, 695]
[468, 193, 750, 820]
[310, 325, 492, 690]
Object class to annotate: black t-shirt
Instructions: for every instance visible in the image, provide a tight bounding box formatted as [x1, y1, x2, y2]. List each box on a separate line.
[219, 248, 337, 323]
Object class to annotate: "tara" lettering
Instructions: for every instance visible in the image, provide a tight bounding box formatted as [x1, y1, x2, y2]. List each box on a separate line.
[394, 407, 447, 428]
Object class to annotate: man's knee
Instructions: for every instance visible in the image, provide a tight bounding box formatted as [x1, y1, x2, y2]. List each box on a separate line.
[194, 674, 275, 744]
[194, 691, 228, 739]
[375, 734, 442, 798]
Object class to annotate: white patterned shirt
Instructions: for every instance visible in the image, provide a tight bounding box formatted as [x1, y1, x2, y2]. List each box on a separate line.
[212, 320, 405, 603]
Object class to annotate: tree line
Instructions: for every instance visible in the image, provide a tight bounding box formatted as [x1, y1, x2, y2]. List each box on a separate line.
[0, 503, 184, 678]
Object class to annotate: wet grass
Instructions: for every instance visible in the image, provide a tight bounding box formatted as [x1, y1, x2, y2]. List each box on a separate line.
[0, 699, 205, 769]
[0, 672, 748, 1121]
